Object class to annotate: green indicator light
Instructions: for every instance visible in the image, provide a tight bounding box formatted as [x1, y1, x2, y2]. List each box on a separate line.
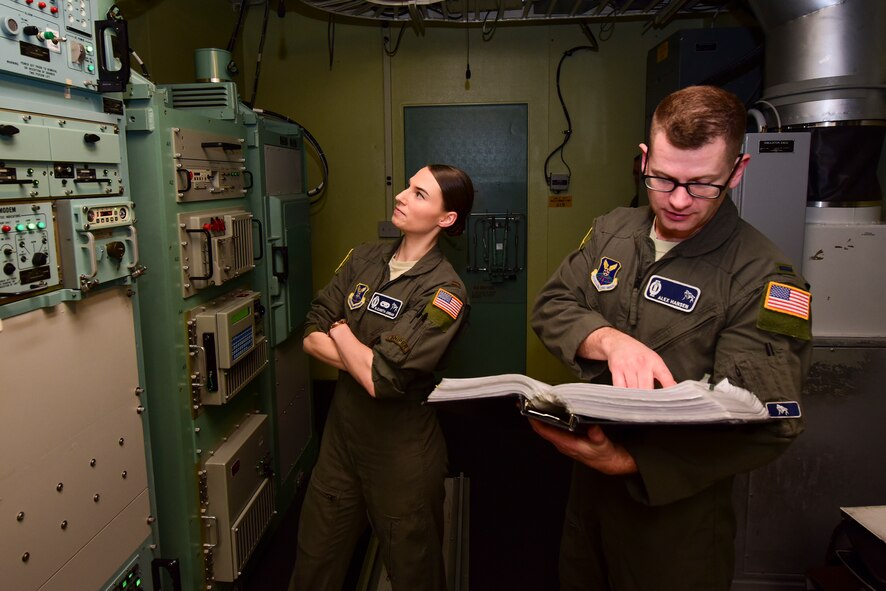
[16, 224, 25, 232]
[43, 31, 56, 40]
[87, 64, 95, 73]
[27, 223, 37, 231]
[37, 221, 46, 229]
[86, 45, 93, 53]
[122, 582, 127, 589]
[135, 579, 141, 587]
[27, 168, 34, 175]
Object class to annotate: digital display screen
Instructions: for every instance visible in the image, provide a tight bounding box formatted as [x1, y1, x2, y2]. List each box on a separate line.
[230, 306, 251, 325]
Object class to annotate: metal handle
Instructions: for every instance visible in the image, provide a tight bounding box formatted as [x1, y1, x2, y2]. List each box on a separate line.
[184, 228, 213, 281]
[125, 225, 140, 270]
[272, 245, 289, 281]
[201, 515, 219, 549]
[79, 231, 98, 286]
[243, 169, 254, 189]
[94, 19, 130, 93]
[176, 169, 192, 192]
[252, 218, 264, 261]
[201, 141, 242, 151]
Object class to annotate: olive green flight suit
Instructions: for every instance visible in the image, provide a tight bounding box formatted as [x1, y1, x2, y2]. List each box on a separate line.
[531, 198, 812, 591]
[291, 240, 469, 591]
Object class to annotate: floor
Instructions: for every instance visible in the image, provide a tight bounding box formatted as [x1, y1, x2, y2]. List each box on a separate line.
[236, 384, 573, 591]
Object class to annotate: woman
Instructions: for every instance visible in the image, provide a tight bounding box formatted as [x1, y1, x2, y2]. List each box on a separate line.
[290, 164, 475, 591]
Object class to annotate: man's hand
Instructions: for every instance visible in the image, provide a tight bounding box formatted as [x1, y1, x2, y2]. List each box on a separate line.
[529, 420, 637, 475]
[577, 327, 676, 389]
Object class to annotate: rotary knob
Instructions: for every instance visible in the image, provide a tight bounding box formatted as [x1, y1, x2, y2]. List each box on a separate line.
[106, 241, 126, 260]
[32, 251, 48, 266]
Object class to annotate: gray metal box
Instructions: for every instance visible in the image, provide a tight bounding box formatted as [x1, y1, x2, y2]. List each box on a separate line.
[732, 132, 811, 267]
[203, 413, 276, 583]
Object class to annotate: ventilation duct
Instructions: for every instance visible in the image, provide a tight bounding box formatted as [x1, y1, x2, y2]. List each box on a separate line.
[747, 0, 886, 128]
[296, 0, 731, 28]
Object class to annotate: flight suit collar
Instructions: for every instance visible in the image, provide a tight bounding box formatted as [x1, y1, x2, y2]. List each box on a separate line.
[382, 238, 446, 278]
[655, 194, 740, 259]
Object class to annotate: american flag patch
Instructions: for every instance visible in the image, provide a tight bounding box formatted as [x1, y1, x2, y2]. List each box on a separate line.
[432, 288, 463, 320]
[763, 281, 811, 320]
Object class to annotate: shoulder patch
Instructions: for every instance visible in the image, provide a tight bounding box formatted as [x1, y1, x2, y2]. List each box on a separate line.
[578, 226, 594, 251]
[423, 288, 463, 332]
[757, 281, 812, 340]
[334, 248, 353, 275]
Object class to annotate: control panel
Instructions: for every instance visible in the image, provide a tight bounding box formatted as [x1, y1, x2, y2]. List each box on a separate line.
[178, 207, 254, 297]
[172, 127, 247, 202]
[0, 109, 126, 201]
[56, 197, 143, 291]
[0, 200, 60, 298]
[186, 289, 268, 407]
[0, 0, 101, 89]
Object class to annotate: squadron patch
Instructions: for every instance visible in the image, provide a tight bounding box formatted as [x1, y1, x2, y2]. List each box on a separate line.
[644, 275, 700, 313]
[367, 292, 403, 319]
[347, 283, 369, 310]
[591, 256, 621, 292]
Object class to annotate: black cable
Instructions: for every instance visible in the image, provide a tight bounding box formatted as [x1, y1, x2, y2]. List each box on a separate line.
[543, 45, 597, 188]
[227, 0, 250, 54]
[251, 108, 329, 203]
[383, 23, 407, 57]
[328, 15, 335, 70]
[481, 0, 501, 42]
[247, 0, 271, 108]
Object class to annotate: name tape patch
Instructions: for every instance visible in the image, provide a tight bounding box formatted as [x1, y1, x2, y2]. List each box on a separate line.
[644, 275, 701, 313]
[367, 292, 403, 319]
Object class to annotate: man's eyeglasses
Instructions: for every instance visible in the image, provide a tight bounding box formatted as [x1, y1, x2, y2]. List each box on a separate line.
[642, 154, 744, 200]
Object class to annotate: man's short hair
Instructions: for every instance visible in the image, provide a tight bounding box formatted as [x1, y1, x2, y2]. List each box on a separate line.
[650, 86, 746, 158]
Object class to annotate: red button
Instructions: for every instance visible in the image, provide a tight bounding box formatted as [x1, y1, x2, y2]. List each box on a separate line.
[1, 225, 11, 233]
[26, 0, 34, 4]
[51, 6, 58, 13]
[38, 1, 46, 8]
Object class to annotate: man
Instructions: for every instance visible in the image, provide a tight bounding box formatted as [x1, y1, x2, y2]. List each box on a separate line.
[530, 85, 812, 591]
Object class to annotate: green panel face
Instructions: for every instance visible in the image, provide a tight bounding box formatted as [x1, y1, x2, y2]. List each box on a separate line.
[404, 104, 528, 376]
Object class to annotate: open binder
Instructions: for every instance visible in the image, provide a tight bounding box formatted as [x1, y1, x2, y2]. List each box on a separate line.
[428, 374, 801, 431]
